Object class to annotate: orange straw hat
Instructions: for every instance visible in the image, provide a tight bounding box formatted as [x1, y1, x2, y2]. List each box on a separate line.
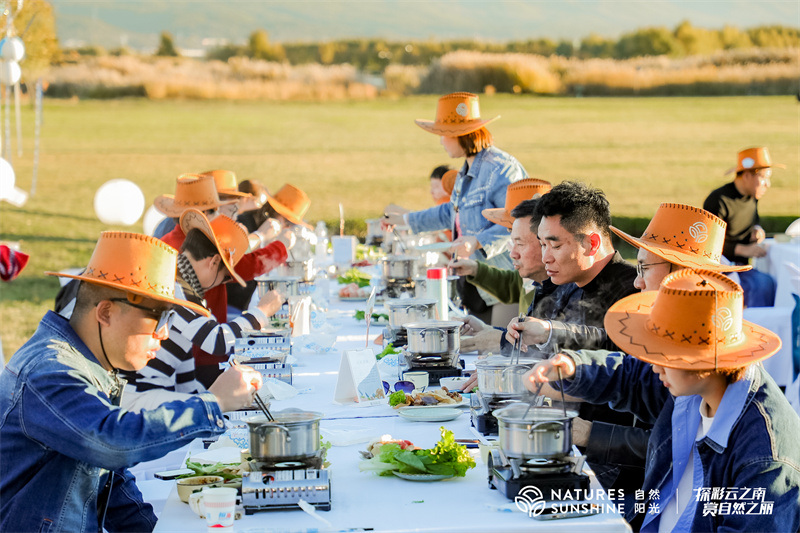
[154, 174, 236, 218]
[179, 209, 249, 287]
[46, 232, 209, 316]
[267, 184, 312, 229]
[199, 169, 251, 198]
[482, 179, 552, 229]
[725, 147, 785, 175]
[604, 269, 781, 371]
[440, 169, 458, 196]
[610, 203, 751, 273]
[415, 92, 499, 137]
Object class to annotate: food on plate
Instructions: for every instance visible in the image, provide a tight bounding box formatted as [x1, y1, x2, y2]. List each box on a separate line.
[359, 428, 476, 477]
[389, 389, 462, 408]
[364, 434, 417, 458]
[338, 283, 371, 299]
[180, 460, 245, 481]
[337, 268, 372, 288]
[354, 310, 389, 323]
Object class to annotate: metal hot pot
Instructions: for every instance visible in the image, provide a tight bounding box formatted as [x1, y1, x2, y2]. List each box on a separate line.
[492, 404, 578, 460]
[245, 410, 323, 462]
[404, 320, 461, 355]
[256, 276, 301, 298]
[475, 356, 535, 400]
[385, 298, 438, 331]
[280, 258, 315, 282]
[381, 255, 418, 281]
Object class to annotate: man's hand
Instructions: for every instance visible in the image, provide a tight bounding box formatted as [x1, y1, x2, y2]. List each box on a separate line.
[449, 258, 478, 277]
[461, 328, 502, 354]
[522, 353, 577, 393]
[381, 212, 405, 229]
[572, 417, 593, 447]
[505, 317, 551, 350]
[257, 289, 286, 317]
[455, 315, 488, 336]
[208, 365, 263, 412]
[751, 225, 766, 244]
[458, 373, 478, 393]
[239, 192, 268, 213]
[276, 228, 296, 251]
[734, 242, 767, 258]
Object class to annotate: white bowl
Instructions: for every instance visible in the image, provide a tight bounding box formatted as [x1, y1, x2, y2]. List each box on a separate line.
[439, 377, 469, 391]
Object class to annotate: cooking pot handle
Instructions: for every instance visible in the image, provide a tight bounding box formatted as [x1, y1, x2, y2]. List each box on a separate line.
[527, 420, 565, 439]
[419, 328, 446, 341]
[255, 424, 292, 442]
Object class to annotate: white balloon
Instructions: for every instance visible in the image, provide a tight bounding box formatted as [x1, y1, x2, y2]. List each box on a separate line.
[142, 204, 167, 236]
[0, 61, 21, 86]
[0, 157, 15, 200]
[0, 37, 25, 62]
[93, 179, 146, 226]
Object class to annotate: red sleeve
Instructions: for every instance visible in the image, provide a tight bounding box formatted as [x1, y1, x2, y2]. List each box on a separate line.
[161, 226, 186, 251]
[233, 242, 288, 281]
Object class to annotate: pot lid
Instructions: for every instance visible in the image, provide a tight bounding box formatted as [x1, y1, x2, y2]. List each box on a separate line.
[493, 404, 578, 423]
[256, 275, 301, 283]
[245, 410, 323, 426]
[386, 297, 437, 308]
[404, 320, 463, 330]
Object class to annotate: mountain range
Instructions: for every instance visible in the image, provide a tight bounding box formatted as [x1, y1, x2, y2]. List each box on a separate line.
[51, 0, 799, 51]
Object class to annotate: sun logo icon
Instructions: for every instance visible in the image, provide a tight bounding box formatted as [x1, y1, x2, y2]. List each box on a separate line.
[455, 103, 469, 117]
[689, 222, 708, 243]
[713, 307, 734, 331]
[514, 485, 547, 517]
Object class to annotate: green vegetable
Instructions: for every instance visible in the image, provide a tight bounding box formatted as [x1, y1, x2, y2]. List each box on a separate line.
[337, 268, 372, 288]
[181, 460, 241, 481]
[320, 436, 333, 468]
[376, 343, 400, 360]
[358, 428, 476, 478]
[355, 310, 389, 322]
[388, 390, 406, 406]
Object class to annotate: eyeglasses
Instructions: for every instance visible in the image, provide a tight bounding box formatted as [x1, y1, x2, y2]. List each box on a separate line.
[110, 298, 176, 333]
[636, 261, 670, 278]
[382, 380, 415, 394]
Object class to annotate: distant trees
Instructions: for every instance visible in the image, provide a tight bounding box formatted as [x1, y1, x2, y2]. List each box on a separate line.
[8, 0, 59, 77]
[155, 32, 178, 57]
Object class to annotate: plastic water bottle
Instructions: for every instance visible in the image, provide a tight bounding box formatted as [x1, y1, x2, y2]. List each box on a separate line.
[426, 267, 449, 320]
[315, 221, 329, 259]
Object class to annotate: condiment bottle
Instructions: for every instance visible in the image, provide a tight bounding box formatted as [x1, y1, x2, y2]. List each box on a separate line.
[426, 267, 449, 320]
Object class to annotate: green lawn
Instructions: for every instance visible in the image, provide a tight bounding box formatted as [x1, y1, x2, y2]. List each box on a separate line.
[1, 95, 798, 359]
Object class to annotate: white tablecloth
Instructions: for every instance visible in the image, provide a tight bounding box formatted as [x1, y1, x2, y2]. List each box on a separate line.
[754, 239, 800, 308]
[143, 298, 631, 533]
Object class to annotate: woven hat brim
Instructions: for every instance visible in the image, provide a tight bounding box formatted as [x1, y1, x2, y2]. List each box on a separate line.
[45, 271, 210, 317]
[153, 195, 237, 218]
[180, 211, 246, 287]
[266, 196, 312, 229]
[604, 292, 781, 371]
[610, 226, 752, 273]
[414, 116, 499, 137]
[482, 207, 513, 229]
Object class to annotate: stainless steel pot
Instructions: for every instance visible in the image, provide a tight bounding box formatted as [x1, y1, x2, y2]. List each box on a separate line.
[385, 298, 438, 330]
[405, 320, 461, 354]
[381, 255, 417, 281]
[245, 410, 322, 462]
[493, 404, 578, 460]
[256, 276, 301, 298]
[414, 276, 459, 301]
[281, 259, 315, 282]
[475, 357, 535, 399]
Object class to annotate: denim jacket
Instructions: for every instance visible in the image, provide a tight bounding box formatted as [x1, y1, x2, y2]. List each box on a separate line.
[562, 349, 800, 532]
[0, 311, 227, 533]
[407, 145, 528, 249]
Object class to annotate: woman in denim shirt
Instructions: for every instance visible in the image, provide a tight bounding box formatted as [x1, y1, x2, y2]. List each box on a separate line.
[385, 92, 528, 317]
[520, 269, 800, 532]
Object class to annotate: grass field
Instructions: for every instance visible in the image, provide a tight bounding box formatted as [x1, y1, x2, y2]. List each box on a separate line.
[1, 94, 798, 360]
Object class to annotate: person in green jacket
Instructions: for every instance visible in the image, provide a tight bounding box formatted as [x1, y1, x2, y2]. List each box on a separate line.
[450, 195, 548, 353]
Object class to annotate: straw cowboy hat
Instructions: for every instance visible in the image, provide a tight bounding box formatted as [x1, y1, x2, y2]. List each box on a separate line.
[610, 203, 751, 273]
[199, 169, 250, 198]
[725, 147, 785, 175]
[415, 92, 499, 137]
[267, 184, 312, 229]
[482, 179, 552, 229]
[605, 269, 781, 371]
[440, 169, 458, 196]
[46, 232, 209, 316]
[154, 174, 236, 218]
[179, 209, 249, 287]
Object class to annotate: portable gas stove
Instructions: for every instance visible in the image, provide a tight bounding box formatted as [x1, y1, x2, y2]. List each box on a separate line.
[487, 448, 590, 501]
[385, 278, 416, 299]
[404, 350, 463, 385]
[232, 329, 292, 361]
[242, 452, 331, 514]
[383, 325, 408, 348]
[219, 361, 293, 385]
[470, 391, 525, 436]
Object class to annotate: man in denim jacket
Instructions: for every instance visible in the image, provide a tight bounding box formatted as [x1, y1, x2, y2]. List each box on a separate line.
[521, 269, 800, 532]
[0, 232, 261, 533]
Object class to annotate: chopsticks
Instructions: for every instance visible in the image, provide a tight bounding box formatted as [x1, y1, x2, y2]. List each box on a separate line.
[229, 357, 274, 421]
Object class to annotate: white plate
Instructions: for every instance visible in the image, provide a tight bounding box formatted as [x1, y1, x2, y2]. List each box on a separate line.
[395, 397, 470, 409]
[397, 407, 462, 422]
[339, 296, 368, 301]
[392, 472, 455, 482]
[413, 242, 454, 253]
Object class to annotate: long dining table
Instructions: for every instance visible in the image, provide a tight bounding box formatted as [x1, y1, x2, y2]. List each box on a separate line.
[142, 293, 632, 533]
